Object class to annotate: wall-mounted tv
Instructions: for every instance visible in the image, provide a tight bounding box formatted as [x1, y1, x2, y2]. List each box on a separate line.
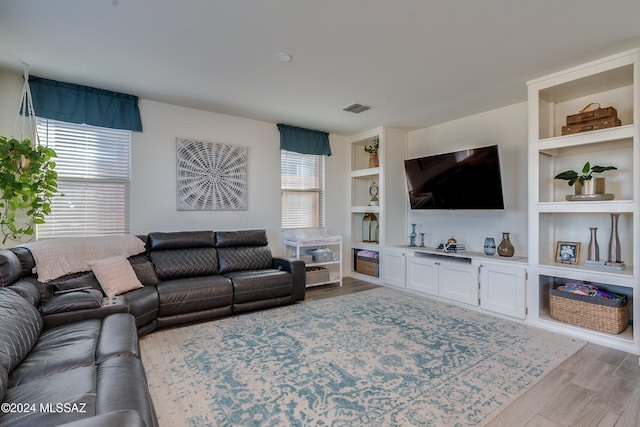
[404, 145, 505, 210]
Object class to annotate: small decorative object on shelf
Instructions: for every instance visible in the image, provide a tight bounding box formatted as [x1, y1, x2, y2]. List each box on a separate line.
[497, 232, 514, 257]
[437, 236, 464, 253]
[364, 138, 379, 168]
[606, 213, 624, 269]
[419, 233, 425, 247]
[409, 223, 417, 247]
[484, 237, 496, 256]
[555, 241, 580, 264]
[437, 237, 466, 253]
[587, 227, 600, 261]
[362, 213, 379, 243]
[561, 103, 621, 136]
[369, 181, 379, 206]
[554, 161, 617, 198]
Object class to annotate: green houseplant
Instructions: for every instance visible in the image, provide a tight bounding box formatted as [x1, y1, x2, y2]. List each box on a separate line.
[0, 136, 59, 244]
[554, 161, 617, 194]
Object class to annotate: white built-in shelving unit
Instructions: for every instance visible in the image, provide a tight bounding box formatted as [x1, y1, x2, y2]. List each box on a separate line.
[349, 127, 407, 283]
[527, 48, 640, 354]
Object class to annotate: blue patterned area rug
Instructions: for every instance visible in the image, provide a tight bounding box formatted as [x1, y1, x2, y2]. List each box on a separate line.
[140, 288, 584, 426]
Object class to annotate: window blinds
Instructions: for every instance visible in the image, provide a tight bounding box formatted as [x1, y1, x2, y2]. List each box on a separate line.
[36, 118, 131, 238]
[280, 150, 325, 229]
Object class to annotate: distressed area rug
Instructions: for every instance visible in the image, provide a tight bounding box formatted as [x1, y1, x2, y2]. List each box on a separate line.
[140, 288, 584, 426]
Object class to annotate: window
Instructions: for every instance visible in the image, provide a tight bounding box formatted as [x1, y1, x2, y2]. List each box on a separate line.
[36, 118, 131, 238]
[281, 150, 325, 229]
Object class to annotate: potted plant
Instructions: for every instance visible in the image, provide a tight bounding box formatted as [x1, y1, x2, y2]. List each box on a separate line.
[364, 138, 379, 168]
[554, 161, 617, 195]
[0, 136, 59, 244]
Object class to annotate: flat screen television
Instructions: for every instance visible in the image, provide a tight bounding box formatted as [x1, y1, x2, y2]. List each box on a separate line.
[404, 145, 505, 210]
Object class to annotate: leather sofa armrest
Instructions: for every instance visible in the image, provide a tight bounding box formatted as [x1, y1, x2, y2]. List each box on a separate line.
[42, 289, 104, 315]
[58, 410, 149, 427]
[42, 292, 129, 330]
[273, 257, 306, 301]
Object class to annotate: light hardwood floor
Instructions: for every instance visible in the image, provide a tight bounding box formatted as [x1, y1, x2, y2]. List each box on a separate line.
[306, 277, 640, 427]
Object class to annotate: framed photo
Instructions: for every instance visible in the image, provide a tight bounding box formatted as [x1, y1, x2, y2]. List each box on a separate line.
[555, 241, 581, 264]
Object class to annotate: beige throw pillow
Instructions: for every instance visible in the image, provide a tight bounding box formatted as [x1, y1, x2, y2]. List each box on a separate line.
[89, 256, 143, 297]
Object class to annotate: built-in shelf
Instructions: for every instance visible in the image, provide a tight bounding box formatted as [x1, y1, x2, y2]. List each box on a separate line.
[348, 127, 407, 283]
[528, 48, 640, 354]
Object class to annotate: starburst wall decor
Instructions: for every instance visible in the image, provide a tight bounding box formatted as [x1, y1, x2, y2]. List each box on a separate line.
[176, 138, 248, 211]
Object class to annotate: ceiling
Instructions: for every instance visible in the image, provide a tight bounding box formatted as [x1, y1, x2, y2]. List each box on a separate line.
[1, 1, 640, 136]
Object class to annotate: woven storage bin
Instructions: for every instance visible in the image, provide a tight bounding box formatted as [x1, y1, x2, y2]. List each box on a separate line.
[549, 286, 629, 334]
[306, 266, 330, 285]
[356, 255, 378, 277]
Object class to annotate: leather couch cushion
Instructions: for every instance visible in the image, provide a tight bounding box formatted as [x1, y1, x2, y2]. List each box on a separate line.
[150, 247, 219, 280]
[60, 410, 148, 427]
[41, 289, 103, 315]
[6, 278, 41, 307]
[148, 230, 215, 250]
[124, 285, 160, 328]
[215, 229, 268, 247]
[49, 272, 103, 294]
[0, 365, 6, 405]
[0, 249, 22, 286]
[96, 356, 157, 427]
[131, 261, 160, 286]
[95, 313, 139, 363]
[8, 319, 102, 387]
[224, 269, 293, 303]
[8, 247, 36, 277]
[218, 246, 272, 273]
[1, 366, 98, 427]
[89, 256, 144, 297]
[0, 288, 42, 374]
[156, 275, 232, 316]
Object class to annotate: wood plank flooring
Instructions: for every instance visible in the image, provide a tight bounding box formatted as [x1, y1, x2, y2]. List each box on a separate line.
[305, 277, 640, 427]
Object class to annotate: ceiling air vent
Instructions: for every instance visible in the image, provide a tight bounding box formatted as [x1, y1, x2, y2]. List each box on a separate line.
[342, 103, 372, 114]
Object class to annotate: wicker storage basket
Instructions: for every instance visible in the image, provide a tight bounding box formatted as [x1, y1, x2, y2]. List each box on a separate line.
[549, 286, 629, 334]
[356, 255, 378, 277]
[306, 266, 330, 285]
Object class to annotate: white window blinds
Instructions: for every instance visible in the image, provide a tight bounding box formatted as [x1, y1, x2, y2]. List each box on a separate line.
[36, 118, 131, 238]
[281, 150, 325, 229]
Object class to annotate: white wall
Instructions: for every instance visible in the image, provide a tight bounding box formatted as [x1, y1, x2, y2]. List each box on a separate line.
[0, 71, 25, 137]
[0, 70, 351, 255]
[407, 102, 529, 255]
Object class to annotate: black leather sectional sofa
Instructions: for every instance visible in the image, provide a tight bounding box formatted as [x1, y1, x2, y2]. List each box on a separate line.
[0, 229, 306, 427]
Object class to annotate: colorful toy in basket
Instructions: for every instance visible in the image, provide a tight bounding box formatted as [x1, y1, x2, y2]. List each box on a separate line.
[557, 282, 622, 300]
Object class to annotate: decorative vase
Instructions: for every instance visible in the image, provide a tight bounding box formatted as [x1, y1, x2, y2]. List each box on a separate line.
[484, 237, 496, 256]
[587, 227, 599, 261]
[368, 153, 379, 168]
[419, 233, 425, 247]
[608, 213, 621, 263]
[409, 224, 417, 247]
[582, 177, 605, 195]
[497, 232, 514, 257]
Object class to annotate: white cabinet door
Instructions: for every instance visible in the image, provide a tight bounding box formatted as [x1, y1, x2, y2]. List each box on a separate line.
[379, 248, 406, 288]
[480, 263, 526, 319]
[438, 262, 479, 306]
[406, 256, 438, 296]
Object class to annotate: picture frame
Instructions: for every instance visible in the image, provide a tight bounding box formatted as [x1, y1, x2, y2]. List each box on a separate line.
[555, 241, 581, 264]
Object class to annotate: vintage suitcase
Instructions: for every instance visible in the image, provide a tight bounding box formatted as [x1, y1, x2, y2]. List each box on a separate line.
[561, 117, 621, 135]
[566, 104, 618, 125]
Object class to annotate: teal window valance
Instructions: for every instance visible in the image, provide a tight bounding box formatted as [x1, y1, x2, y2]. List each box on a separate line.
[277, 124, 331, 156]
[27, 76, 143, 132]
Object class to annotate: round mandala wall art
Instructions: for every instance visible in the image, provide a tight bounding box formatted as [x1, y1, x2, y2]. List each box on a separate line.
[176, 138, 248, 211]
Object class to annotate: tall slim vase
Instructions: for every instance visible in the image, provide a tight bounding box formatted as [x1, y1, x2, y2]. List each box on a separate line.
[608, 213, 621, 263]
[587, 227, 599, 261]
